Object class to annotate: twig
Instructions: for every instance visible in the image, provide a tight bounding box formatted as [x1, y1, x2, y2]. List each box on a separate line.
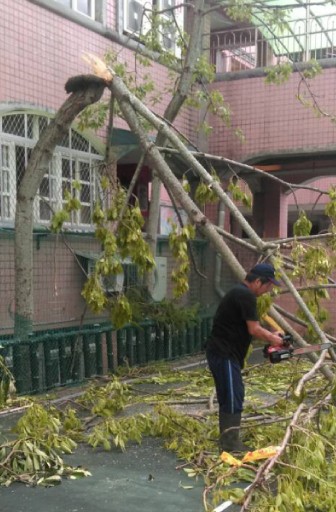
[294, 350, 328, 398]
[240, 403, 305, 511]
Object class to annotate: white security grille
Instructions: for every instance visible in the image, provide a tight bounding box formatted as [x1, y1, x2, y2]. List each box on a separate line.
[123, 0, 184, 57]
[0, 113, 103, 229]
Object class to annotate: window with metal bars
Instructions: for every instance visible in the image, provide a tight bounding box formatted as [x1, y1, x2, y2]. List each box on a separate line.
[0, 113, 103, 229]
[122, 0, 184, 57]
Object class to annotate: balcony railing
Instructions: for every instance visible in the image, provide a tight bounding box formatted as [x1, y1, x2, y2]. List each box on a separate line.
[206, 15, 336, 73]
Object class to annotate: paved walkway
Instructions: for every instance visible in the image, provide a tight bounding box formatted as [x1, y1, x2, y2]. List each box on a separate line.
[1, 353, 269, 512]
[0, 434, 207, 512]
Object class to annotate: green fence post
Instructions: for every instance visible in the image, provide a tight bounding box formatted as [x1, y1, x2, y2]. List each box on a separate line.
[126, 327, 135, 366]
[95, 328, 104, 376]
[171, 328, 179, 358]
[70, 334, 81, 382]
[155, 324, 164, 360]
[186, 324, 194, 354]
[83, 333, 97, 378]
[178, 328, 187, 356]
[136, 327, 146, 365]
[44, 336, 60, 389]
[106, 330, 114, 371]
[163, 326, 171, 359]
[143, 322, 154, 363]
[59, 335, 73, 385]
[194, 321, 201, 352]
[29, 341, 40, 393]
[117, 329, 127, 366]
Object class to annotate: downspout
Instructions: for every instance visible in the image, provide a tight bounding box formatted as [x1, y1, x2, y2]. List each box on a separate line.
[215, 200, 226, 298]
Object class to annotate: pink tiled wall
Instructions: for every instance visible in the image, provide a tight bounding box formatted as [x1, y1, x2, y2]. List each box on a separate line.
[208, 69, 336, 163]
[2, 1, 336, 334]
[0, 0, 192, 139]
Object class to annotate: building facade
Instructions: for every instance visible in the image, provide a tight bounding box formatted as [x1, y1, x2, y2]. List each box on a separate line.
[1, 0, 336, 334]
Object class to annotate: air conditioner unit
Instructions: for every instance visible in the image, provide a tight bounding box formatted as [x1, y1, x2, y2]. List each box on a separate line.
[87, 259, 125, 294]
[151, 256, 167, 302]
[124, 0, 151, 36]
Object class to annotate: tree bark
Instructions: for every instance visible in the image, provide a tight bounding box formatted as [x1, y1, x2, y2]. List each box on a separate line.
[109, 73, 335, 382]
[146, 0, 205, 289]
[14, 76, 106, 337]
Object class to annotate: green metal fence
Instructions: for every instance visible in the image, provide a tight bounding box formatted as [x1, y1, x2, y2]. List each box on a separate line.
[0, 315, 213, 395]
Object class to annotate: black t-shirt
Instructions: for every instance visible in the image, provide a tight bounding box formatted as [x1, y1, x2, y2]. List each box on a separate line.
[207, 283, 258, 367]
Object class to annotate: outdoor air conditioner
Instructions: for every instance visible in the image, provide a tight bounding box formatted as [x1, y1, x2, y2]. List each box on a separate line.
[87, 259, 125, 294]
[87, 256, 166, 298]
[151, 256, 168, 302]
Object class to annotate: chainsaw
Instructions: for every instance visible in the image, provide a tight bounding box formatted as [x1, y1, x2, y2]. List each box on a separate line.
[263, 334, 332, 364]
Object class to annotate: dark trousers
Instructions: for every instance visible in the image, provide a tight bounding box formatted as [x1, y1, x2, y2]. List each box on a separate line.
[206, 350, 244, 414]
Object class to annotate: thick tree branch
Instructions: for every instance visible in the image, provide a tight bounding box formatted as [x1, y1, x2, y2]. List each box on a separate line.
[15, 75, 106, 335]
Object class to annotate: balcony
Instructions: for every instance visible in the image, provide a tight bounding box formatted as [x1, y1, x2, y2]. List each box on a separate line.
[206, 14, 336, 73]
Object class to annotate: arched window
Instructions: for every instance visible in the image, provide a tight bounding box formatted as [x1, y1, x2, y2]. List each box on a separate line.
[0, 112, 103, 229]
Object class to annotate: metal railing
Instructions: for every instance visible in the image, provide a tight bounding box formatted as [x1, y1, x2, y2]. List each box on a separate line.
[206, 15, 336, 73]
[0, 315, 213, 395]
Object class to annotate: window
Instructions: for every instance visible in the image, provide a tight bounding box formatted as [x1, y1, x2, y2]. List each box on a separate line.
[38, 157, 58, 222]
[0, 143, 15, 220]
[157, 0, 184, 57]
[55, 0, 101, 21]
[0, 113, 103, 229]
[123, 0, 184, 57]
[61, 158, 98, 226]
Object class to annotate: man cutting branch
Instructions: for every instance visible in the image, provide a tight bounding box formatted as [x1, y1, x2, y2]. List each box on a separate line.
[206, 263, 284, 453]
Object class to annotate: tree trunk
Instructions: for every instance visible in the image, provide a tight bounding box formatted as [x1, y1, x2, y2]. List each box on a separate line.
[109, 74, 335, 382]
[146, 0, 205, 289]
[14, 75, 106, 337]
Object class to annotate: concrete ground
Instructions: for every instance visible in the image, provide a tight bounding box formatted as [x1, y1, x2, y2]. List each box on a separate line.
[0, 436, 208, 512]
[0, 353, 271, 512]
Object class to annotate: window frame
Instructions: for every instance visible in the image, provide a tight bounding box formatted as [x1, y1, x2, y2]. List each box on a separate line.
[73, 0, 95, 19]
[122, 0, 184, 57]
[0, 113, 103, 230]
[0, 142, 16, 221]
[54, 0, 101, 21]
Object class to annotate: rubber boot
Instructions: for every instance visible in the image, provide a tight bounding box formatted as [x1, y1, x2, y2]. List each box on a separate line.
[219, 411, 251, 453]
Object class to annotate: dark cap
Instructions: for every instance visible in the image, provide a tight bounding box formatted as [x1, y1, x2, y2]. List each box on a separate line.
[249, 263, 281, 286]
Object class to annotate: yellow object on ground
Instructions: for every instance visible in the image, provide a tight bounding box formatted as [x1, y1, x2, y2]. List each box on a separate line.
[220, 446, 281, 466]
[220, 452, 243, 467]
[242, 446, 281, 463]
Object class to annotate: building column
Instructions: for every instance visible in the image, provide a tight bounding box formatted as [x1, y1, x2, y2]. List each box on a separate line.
[252, 191, 265, 237]
[252, 182, 288, 239]
[263, 182, 288, 238]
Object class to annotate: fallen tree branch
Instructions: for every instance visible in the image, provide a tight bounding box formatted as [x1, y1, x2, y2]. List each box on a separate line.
[240, 403, 305, 511]
[294, 350, 329, 398]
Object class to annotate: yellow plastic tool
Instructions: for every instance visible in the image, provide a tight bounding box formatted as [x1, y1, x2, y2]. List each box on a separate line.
[262, 314, 284, 334]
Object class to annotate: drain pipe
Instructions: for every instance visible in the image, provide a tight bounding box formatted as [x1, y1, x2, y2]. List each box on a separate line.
[215, 200, 226, 298]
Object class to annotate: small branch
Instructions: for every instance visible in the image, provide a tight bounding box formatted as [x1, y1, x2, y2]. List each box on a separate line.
[215, 226, 276, 253]
[278, 283, 336, 294]
[294, 350, 328, 398]
[157, 147, 332, 196]
[277, 232, 335, 245]
[240, 403, 305, 511]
